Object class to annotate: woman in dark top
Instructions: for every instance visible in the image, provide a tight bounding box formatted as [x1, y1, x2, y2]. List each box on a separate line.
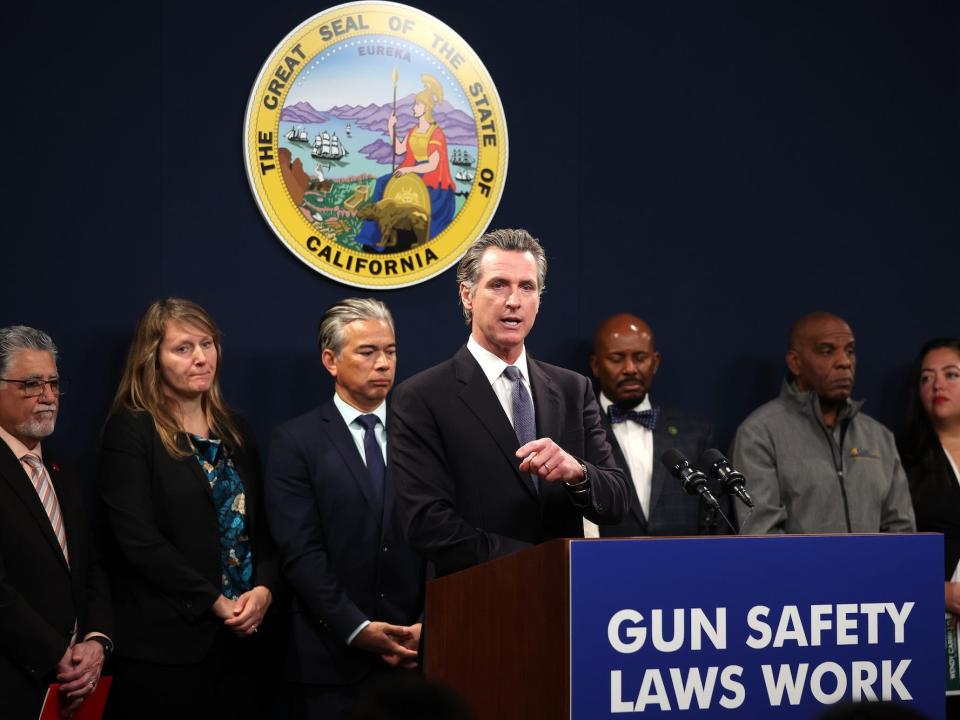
[98, 298, 279, 718]
[898, 337, 960, 614]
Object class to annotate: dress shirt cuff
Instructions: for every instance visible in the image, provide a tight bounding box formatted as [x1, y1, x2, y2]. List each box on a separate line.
[563, 466, 592, 508]
[82, 631, 113, 645]
[346, 620, 370, 646]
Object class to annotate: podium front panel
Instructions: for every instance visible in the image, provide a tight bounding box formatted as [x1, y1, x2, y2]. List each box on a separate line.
[569, 534, 944, 719]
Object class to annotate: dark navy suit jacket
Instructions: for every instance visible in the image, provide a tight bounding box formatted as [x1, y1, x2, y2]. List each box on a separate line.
[265, 399, 424, 685]
[598, 403, 732, 536]
[390, 346, 629, 577]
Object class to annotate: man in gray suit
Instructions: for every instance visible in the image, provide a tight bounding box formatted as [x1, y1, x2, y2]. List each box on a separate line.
[588, 313, 730, 536]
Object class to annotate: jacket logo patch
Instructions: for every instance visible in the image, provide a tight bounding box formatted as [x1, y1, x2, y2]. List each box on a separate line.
[849, 447, 881, 460]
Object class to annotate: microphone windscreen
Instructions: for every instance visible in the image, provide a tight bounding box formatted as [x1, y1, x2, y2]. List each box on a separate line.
[700, 448, 726, 468]
[661, 448, 686, 471]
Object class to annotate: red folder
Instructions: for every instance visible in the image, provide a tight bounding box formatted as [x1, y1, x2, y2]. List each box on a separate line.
[38, 676, 112, 720]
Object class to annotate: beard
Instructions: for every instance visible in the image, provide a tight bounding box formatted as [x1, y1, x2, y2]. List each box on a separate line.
[15, 407, 57, 441]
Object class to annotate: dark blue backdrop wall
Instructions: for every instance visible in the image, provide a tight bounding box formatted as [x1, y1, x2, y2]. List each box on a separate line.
[2, 1, 958, 481]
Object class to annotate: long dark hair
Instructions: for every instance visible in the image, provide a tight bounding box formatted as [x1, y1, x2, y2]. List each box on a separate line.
[898, 337, 960, 470]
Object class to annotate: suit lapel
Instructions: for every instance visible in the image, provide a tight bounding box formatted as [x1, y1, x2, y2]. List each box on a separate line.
[0, 442, 70, 571]
[648, 421, 671, 520]
[599, 411, 647, 529]
[528, 358, 561, 446]
[320, 400, 378, 509]
[454, 347, 535, 498]
[179, 434, 215, 505]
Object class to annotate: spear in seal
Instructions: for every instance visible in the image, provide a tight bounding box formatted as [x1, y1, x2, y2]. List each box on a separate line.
[390, 67, 399, 174]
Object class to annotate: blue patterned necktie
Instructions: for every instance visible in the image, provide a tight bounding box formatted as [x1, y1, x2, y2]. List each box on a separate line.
[356, 414, 385, 508]
[607, 404, 659, 430]
[503, 365, 538, 492]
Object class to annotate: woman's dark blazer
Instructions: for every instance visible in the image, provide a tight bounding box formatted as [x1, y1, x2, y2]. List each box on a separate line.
[905, 446, 960, 581]
[97, 408, 278, 664]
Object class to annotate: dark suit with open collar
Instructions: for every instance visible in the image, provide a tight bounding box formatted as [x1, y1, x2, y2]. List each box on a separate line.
[0, 442, 113, 719]
[264, 398, 423, 696]
[597, 402, 730, 536]
[390, 345, 629, 577]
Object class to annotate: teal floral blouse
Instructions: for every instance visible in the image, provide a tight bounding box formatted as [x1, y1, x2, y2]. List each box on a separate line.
[191, 435, 254, 600]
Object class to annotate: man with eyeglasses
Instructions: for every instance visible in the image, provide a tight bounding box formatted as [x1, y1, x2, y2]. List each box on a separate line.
[0, 325, 113, 718]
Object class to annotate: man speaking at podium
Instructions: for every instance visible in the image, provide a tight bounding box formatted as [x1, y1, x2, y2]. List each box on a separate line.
[390, 229, 628, 576]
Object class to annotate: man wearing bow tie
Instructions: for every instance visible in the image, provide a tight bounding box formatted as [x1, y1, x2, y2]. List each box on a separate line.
[391, 229, 629, 577]
[0, 325, 113, 718]
[587, 313, 730, 537]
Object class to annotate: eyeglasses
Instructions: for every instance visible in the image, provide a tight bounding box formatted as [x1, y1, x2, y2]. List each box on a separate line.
[0, 377, 68, 398]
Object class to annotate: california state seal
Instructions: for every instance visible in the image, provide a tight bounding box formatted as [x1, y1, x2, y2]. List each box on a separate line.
[244, 1, 508, 289]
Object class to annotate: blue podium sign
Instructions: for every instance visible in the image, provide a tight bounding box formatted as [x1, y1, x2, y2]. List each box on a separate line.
[569, 535, 943, 719]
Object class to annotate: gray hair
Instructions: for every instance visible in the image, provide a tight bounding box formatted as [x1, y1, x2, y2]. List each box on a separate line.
[0, 325, 58, 377]
[318, 298, 395, 356]
[455, 228, 547, 323]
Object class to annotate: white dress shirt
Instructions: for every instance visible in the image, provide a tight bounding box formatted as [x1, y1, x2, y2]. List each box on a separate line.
[333, 393, 387, 467]
[466, 335, 534, 428]
[583, 394, 655, 538]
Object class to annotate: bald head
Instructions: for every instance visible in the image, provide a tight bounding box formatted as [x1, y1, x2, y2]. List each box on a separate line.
[789, 312, 851, 352]
[786, 312, 856, 405]
[591, 314, 660, 408]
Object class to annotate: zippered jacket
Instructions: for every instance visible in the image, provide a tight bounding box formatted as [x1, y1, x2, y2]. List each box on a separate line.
[731, 378, 916, 534]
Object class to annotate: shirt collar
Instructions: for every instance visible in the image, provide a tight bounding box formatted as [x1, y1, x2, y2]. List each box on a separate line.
[0, 424, 42, 462]
[599, 392, 652, 414]
[467, 335, 530, 385]
[333, 392, 387, 428]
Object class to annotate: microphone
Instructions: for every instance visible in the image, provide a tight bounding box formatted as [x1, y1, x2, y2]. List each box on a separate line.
[700, 449, 755, 509]
[661, 449, 720, 510]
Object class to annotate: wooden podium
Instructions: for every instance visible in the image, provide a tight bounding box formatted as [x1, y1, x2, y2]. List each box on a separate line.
[425, 538, 571, 720]
[424, 535, 944, 720]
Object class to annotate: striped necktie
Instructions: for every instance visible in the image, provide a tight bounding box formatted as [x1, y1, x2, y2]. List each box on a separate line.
[22, 453, 69, 565]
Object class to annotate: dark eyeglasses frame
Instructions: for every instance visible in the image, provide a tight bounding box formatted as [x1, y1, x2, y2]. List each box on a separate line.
[0, 377, 68, 398]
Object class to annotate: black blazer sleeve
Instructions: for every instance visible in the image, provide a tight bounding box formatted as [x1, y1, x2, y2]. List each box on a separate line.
[571, 376, 631, 524]
[98, 410, 221, 621]
[263, 421, 367, 641]
[390, 378, 534, 575]
[0, 544, 68, 678]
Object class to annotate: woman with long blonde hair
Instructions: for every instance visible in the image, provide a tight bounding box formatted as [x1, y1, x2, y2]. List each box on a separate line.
[98, 297, 279, 718]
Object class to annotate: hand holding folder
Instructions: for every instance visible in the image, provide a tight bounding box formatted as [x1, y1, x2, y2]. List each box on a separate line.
[38, 677, 112, 720]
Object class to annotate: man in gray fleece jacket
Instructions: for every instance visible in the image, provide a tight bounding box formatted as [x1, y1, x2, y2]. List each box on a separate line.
[731, 312, 915, 534]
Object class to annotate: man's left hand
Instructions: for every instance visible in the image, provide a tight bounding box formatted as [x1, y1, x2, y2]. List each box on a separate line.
[517, 439, 586, 484]
[56, 640, 105, 700]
